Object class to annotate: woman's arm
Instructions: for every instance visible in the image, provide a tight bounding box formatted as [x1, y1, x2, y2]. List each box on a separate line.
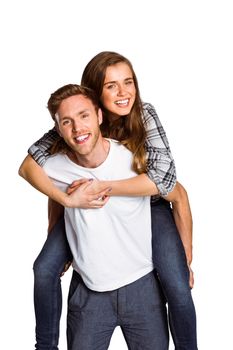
[77, 174, 159, 197]
[142, 102, 177, 196]
[19, 155, 70, 206]
[28, 127, 60, 166]
[18, 155, 111, 208]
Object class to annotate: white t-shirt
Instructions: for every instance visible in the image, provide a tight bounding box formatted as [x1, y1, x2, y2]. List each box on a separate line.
[43, 139, 153, 291]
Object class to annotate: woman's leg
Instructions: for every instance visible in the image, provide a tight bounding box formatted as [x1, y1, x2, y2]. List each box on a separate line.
[151, 199, 197, 350]
[33, 216, 73, 350]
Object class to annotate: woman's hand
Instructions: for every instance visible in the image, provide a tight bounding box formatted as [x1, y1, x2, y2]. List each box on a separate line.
[66, 179, 112, 209]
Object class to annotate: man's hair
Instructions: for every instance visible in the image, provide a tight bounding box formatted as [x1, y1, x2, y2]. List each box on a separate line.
[47, 84, 100, 121]
[47, 84, 100, 154]
[81, 51, 147, 174]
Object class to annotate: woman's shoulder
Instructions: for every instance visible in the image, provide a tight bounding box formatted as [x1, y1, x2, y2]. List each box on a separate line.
[142, 102, 158, 117]
[142, 102, 159, 123]
[142, 101, 156, 111]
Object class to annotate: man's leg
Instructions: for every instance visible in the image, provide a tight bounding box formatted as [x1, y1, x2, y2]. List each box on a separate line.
[33, 216, 72, 350]
[120, 272, 169, 350]
[151, 199, 197, 350]
[67, 271, 116, 350]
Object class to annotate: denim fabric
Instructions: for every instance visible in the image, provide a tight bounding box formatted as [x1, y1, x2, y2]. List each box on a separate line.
[67, 270, 169, 350]
[33, 217, 72, 350]
[151, 199, 198, 350]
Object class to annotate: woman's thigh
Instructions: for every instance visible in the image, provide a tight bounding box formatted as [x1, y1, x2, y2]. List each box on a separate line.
[33, 216, 72, 276]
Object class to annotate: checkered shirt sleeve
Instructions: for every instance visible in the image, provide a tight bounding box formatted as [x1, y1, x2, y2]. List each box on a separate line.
[142, 102, 177, 196]
[28, 127, 60, 166]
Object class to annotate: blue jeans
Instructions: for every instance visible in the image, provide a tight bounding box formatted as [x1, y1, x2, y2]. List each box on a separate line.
[33, 217, 72, 350]
[151, 199, 197, 350]
[67, 270, 169, 350]
[33, 199, 197, 349]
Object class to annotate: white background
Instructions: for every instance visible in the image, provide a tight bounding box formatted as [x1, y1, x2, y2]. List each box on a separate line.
[1, 0, 232, 349]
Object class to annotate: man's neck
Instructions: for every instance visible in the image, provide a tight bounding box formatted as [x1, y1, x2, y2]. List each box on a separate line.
[69, 138, 110, 168]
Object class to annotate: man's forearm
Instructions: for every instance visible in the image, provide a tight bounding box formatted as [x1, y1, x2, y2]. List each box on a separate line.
[164, 182, 193, 264]
[172, 198, 193, 264]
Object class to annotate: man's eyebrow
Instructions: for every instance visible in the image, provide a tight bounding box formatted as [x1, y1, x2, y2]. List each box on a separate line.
[59, 109, 91, 120]
[103, 77, 133, 85]
[77, 109, 90, 115]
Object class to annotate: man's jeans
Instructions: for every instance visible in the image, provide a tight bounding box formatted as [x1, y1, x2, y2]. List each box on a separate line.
[67, 270, 169, 350]
[33, 199, 197, 350]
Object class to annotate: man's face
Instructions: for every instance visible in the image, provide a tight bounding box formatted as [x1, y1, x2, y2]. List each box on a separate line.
[55, 94, 102, 157]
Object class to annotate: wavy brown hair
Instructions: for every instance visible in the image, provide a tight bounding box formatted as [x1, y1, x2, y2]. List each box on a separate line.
[81, 51, 147, 174]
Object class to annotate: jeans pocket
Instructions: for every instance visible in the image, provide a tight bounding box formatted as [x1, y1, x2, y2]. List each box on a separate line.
[68, 271, 82, 303]
[68, 273, 90, 312]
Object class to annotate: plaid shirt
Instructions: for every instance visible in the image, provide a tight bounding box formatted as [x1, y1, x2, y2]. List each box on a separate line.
[28, 102, 176, 197]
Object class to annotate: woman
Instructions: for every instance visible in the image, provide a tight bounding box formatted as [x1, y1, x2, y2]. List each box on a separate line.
[19, 51, 197, 349]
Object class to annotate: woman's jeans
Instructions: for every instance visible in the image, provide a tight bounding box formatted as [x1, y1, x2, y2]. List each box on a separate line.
[151, 199, 197, 350]
[33, 217, 72, 350]
[33, 199, 197, 350]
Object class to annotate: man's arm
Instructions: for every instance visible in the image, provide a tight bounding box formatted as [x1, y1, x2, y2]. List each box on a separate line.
[164, 181, 194, 287]
[72, 177, 194, 273]
[165, 182, 193, 264]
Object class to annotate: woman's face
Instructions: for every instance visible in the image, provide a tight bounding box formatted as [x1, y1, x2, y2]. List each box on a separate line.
[101, 62, 136, 120]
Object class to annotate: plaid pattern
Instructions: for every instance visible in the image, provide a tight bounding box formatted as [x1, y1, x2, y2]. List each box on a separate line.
[142, 102, 176, 197]
[28, 102, 176, 197]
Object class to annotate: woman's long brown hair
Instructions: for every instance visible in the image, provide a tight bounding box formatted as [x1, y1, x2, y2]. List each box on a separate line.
[81, 51, 147, 174]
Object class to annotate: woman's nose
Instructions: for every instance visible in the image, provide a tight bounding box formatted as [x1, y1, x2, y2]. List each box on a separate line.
[117, 84, 126, 96]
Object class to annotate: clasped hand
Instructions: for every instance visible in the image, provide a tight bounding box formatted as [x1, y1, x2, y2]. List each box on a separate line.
[66, 178, 111, 209]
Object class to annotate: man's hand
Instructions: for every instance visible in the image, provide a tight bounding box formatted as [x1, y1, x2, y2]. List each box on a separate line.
[60, 261, 72, 276]
[188, 264, 194, 289]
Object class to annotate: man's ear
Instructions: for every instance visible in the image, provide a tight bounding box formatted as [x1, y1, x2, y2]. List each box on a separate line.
[98, 108, 103, 125]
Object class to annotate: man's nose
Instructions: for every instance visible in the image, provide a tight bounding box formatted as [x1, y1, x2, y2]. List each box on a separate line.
[72, 120, 83, 132]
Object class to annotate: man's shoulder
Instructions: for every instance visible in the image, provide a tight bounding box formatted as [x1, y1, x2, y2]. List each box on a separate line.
[109, 139, 132, 155]
[43, 153, 67, 168]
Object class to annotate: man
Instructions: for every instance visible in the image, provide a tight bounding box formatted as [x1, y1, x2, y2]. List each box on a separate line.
[42, 84, 169, 349]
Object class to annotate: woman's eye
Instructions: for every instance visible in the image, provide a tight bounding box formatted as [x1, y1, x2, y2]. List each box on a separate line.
[125, 80, 133, 85]
[106, 84, 115, 90]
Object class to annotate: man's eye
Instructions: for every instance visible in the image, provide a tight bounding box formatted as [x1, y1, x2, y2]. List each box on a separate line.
[62, 120, 70, 125]
[82, 114, 89, 119]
